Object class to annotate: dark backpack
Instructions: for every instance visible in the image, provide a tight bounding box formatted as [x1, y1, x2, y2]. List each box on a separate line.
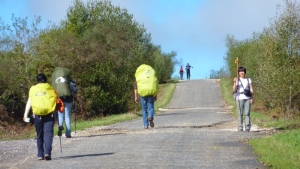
[52, 67, 71, 97]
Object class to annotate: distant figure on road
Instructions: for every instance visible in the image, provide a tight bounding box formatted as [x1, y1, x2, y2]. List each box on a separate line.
[186, 63, 193, 80]
[233, 66, 253, 132]
[134, 64, 158, 129]
[179, 66, 184, 80]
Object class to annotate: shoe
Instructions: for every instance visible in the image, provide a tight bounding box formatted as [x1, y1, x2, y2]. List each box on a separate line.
[44, 154, 51, 161]
[144, 126, 148, 129]
[38, 157, 44, 160]
[148, 117, 154, 128]
[66, 135, 72, 138]
[58, 126, 63, 137]
[239, 129, 243, 132]
[245, 129, 250, 132]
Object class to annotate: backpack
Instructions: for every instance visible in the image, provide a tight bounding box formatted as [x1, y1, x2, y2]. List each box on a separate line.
[52, 67, 71, 97]
[29, 83, 57, 115]
[179, 67, 183, 72]
[135, 64, 158, 97]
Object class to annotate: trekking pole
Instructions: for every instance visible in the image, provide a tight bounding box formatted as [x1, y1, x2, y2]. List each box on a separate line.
[59, 135, 62, 154]
[74, 100, 77, 134]
[58, 124, 63, 154]
[234, 57, 241, 131]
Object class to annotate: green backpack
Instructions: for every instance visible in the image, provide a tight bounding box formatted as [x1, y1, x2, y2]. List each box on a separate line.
[135, 64, 158, 97]
[52, 67, 71, 97]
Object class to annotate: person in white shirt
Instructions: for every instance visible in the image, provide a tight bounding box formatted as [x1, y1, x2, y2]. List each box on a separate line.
[233, 66, 253, 132]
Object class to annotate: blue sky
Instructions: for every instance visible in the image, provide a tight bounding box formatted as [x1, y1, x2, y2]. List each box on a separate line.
[0, 0, 286, 79]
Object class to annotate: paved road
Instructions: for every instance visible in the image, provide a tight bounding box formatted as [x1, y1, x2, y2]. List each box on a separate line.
[4, 79, 267, 169]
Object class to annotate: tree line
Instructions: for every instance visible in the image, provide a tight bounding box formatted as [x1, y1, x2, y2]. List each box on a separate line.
[215, 0, 300, 118]
[0, 0, 178, 128]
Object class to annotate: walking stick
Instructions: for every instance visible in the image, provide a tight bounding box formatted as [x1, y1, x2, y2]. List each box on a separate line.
[74, 100, 77, 134]
[234, 57, 241, 131]
[55, 111, 63, 154]
[58, 122, 63, 154]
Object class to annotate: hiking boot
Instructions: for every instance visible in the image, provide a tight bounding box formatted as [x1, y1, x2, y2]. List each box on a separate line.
[66, 135, 72, 138]
[144, 126, 148, 129]
[238, 129, 243, 132]
[38, 157, 44, 160]
[58, 126, 63, 137]
[245, 129, 250, 132]
[44, 154, 51, 161]
[148, 117, 154, 128]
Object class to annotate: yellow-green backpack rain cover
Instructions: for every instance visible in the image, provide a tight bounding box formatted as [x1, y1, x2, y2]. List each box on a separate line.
[29, 83, 57, 115]
[135, 64, 158, 97]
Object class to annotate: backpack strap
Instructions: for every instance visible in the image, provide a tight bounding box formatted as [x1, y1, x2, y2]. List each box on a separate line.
[238, 78, 250, 89]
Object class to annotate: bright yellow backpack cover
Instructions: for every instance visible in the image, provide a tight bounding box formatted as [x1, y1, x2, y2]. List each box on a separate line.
[135, 64, 158, 97]
[29, 83, 57, 115]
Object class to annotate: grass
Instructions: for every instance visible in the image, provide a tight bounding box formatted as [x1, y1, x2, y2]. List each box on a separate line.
[0, 81, 177, 141]
[220, 77, 300, 169]
[249, 129, 300, 168]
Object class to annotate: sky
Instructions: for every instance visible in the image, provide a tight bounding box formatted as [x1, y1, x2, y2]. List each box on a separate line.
[0, 0, 287, 79]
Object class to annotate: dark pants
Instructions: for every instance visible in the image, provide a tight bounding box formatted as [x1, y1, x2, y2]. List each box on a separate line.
[187, 70, 191, 80]
[34, 113, 55, 157]
[180, 72, 183, 80]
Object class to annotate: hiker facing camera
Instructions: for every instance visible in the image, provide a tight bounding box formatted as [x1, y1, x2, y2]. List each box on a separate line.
[233, 66, 253, 132]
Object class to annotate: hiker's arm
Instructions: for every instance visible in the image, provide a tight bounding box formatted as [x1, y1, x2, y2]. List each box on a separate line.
[134, 82, 139, 103]
[232, 78, 238, 91]
[154, 95, 157, 101]
[134, 89, 139, 103]
[72, 93, 77, 99]
[23, 98, 31, 121]
[70, 81, 78, 99]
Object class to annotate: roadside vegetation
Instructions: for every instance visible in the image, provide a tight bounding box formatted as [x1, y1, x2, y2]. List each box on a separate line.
[0, 0, 179, 139]
[213, 1, 300, 167]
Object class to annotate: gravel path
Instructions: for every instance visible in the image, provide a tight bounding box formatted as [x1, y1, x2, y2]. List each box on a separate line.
[0, 79, 271, 169]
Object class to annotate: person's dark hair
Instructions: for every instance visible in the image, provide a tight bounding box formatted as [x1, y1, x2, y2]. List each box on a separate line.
[36, 73, 47, 83]
[238, 66, 246, 74]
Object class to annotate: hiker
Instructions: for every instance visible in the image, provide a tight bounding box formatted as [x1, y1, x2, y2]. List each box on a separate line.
[23, 73, 57, 160]
[179, 66, 184, 80]
[52, 67, 78, 138]
[186, 63, 193, 80]
[233, 66, 253, 132]
[134, 64, 158, 129]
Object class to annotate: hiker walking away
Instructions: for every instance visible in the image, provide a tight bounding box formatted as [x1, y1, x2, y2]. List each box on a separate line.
[186, 63, 193, 80]
[233, 66, 253, 132]
[23, 73, 57, 160]
[134, 64, 158, 129]
[179, 66, 184, 80]
[52, 67, 78, 138]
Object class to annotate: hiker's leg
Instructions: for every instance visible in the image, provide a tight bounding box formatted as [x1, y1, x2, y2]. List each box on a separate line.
[64, 102, 72, 136]
[187, 70, 190, 80]
[34, 116, 44, 157]
[186, 71, 188, 79]
[139, 96, 149, 127]
[43, 114, 55, 156]
[244, 99, 251, 131]
[58, 109, 64, 127]
[146, 96, 155, 120]
[237, 100, 245, 131]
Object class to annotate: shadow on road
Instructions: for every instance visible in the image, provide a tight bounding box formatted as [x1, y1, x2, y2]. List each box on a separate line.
[57, 152, 114, 159]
